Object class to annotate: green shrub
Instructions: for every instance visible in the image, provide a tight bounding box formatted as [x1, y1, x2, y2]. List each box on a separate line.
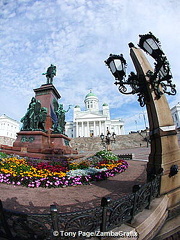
[95, 150, 118, 161]
[0, 152, 8, 159]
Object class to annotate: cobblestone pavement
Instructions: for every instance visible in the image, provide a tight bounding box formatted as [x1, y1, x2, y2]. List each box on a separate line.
[0, 147, 149, 214]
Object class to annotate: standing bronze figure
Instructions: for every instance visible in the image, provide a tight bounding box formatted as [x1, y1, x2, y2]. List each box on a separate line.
[43, 64, 56, 84]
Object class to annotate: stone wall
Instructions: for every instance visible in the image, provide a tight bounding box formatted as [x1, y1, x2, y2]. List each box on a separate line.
[70, 132, 148, 152]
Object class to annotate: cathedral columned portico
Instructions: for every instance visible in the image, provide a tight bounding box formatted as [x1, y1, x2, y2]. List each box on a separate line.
[65, 91, 124, 138]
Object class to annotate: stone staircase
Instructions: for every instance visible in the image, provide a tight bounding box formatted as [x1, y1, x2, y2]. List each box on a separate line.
[70, 132, 148, 152]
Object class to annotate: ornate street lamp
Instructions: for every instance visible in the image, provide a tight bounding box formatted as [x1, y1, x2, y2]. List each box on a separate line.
[100, 133, 105, 142]
[105, 32, 180, 186]
[112, 132, 116, 142]
[104, 54, 126, 81]
[105, 50, 148, 107]
[105, 32, 176, 105]
[138, 32, 164, 60]
[138, 32, 176, 98]
[100, 131, 116, 150]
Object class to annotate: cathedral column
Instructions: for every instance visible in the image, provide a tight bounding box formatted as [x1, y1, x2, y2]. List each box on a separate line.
[87, 121, 90, 137]
[99, 121, 102, 135]
[83, 121, 85, 137]
[94, 121, 96, 136]
[104, 122, 107, 135]
[76, 121, 79, 137]
[81, 121, 83, 137]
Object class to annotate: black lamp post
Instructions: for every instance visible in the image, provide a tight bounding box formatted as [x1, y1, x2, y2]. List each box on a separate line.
[138, 32, 176, 98]
[112, 132, 116, 141]
[105, 50, 148, 107]
[100, 131, 116, 150]
[100, 133, 105, 142]
[104, 54, 126, 81]
[105, 32, 176, 106]
[105, 32, 180, 197]
[138, 32, 164, 60]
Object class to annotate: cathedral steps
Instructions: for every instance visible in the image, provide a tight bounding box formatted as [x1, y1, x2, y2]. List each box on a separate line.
[70, 132, 148, 152]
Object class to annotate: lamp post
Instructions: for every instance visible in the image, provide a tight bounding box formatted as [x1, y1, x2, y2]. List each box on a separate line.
[139, 111, 149, 148]
[105, 32, 180, 198]
[100, 130, 116, 151]
[138, 32, 176, 98]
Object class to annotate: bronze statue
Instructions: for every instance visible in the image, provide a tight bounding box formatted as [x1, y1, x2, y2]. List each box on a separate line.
[21, 97, 47, 131]
[42, 64, 56, 84]
[52, 99, 71, 134]
[56, 104, 71, 134]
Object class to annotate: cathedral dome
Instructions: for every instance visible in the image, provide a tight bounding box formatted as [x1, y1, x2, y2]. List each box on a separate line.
[84, 90, 99, 111]
[85, 91, 97, 98]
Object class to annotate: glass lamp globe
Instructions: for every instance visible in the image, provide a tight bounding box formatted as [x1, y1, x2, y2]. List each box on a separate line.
[139, 32, 164, 60]
[105, 54, 126, 80]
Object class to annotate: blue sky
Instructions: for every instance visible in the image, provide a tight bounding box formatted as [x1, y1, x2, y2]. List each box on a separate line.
[0, 0, 180, 134]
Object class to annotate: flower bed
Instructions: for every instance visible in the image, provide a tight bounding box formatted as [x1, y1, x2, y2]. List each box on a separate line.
[0, 150, 129, 188]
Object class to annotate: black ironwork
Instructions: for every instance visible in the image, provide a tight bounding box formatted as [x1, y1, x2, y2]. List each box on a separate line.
[57, 207, 102, 239]
[106, 194, 134, 230]
[139, 32, 176, 99]
[100, 197, 111, 232]
[169, 164, 179, 177]
[0, 173, 161, 240]
[105, 54, 149, 107]
[105, 32, 176, 107]
[100, 130, 116, 149]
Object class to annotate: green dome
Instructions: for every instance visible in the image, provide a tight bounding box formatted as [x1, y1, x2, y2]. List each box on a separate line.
[103, 103, 108, 106]
[85, 91, 97, 98]
[74, 105, 80, 108]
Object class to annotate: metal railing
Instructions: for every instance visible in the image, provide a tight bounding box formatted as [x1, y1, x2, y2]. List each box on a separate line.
[0, 174, 161, 240]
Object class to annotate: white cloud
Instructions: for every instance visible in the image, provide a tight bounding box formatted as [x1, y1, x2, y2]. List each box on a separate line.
[0, 0, 179, 133]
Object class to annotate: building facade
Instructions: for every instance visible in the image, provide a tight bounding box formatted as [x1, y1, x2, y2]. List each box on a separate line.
[0, 114, 20, 145]
[171, 102, 180, 130]
[65, 91, 125, 138]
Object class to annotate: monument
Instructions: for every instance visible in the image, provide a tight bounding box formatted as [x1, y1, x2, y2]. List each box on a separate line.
[1, 65, 77, 159]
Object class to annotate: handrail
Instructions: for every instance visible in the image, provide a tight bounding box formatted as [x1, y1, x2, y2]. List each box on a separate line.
[0, 174, 161, 240]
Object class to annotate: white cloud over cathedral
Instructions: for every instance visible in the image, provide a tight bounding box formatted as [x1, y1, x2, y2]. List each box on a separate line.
[0, 0, 180, 133]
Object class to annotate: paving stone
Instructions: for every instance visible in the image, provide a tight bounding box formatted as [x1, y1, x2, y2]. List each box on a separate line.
[0, 147, 149, 214]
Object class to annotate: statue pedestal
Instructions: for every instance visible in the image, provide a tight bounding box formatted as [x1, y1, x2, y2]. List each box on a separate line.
[13, 131, 49, 151]
[1, 83, 78, 159]
[34, 83, 61, 130]
[1, 130, 77, 159]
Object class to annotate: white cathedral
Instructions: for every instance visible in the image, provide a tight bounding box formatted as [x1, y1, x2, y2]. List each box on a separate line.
[65, 91, 125, 138]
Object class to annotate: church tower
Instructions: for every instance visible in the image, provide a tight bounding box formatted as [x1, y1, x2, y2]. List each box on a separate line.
[102, 103, 110, 120]
[84, 90, 99, 112]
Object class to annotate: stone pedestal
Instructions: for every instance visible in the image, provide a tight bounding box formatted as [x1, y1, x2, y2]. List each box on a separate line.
[13, 131, 49, 152]
[34, 83, 61, 130]
[9, 83, 78, 158]
[12, 130, 77, 157]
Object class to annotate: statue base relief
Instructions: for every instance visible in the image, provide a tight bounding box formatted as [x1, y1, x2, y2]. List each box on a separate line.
[1, 130, 78, 160]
